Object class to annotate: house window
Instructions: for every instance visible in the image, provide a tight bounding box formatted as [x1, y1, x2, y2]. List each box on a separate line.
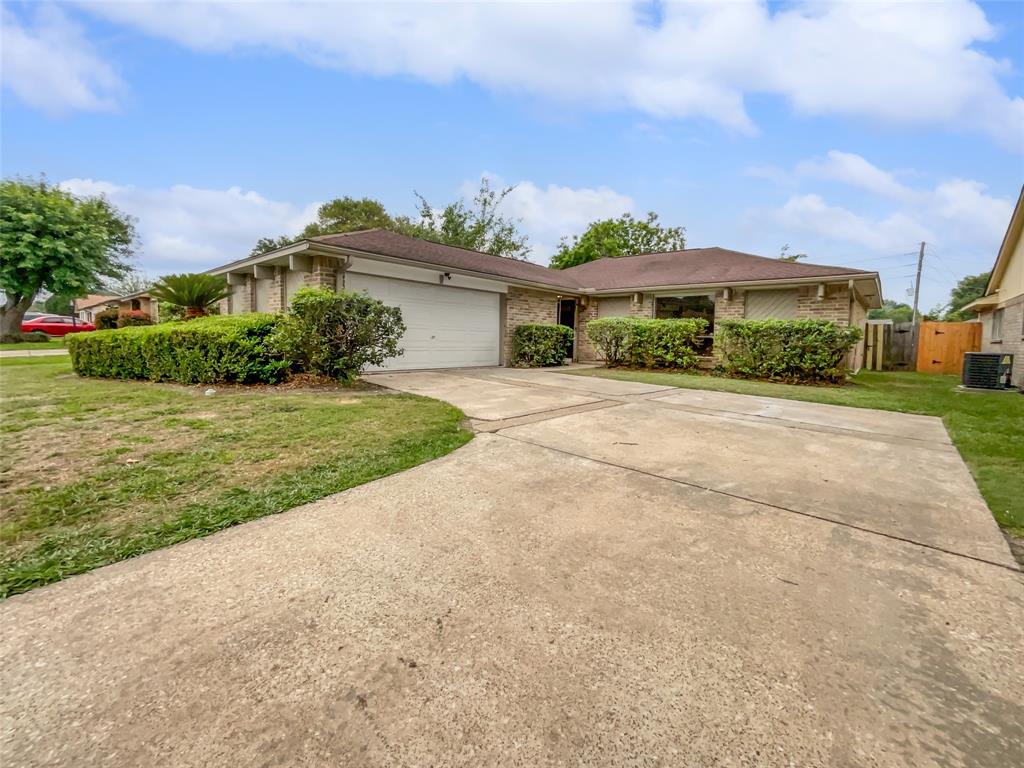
[655, 294, 715, 353]
[991, 308, 1004, 341]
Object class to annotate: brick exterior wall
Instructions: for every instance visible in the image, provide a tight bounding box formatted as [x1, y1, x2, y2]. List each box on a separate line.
[267, 267, 287, 313]
[796, 284, 851, 323]
[980, 294, 1024, 386]
[502, 287, 561, 365]
[713, 289, 745, 321]
[304, 256, 339, 291]
[231, 276, 254, 314]
[576, 299, 599, 361]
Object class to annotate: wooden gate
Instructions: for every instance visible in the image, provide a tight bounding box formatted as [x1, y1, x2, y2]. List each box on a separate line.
[915, 321, 982, 375]
[863, 321, 890, 370]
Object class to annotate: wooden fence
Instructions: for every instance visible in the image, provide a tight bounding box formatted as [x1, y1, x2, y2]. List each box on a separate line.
[915, 321, 982, 375]
[862, 321, 915, 371]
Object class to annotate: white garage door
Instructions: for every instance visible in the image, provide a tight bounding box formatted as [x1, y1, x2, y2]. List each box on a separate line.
[346, 273, 500, 370]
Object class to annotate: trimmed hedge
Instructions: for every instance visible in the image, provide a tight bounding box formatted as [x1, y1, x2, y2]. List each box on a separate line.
[1, 331, 51, 344]
[511, 324, 573, 367]
[586, 317, 707, 369]
[116, 310, 153, 328]
[715, 319, 861, 383]
[66, 314, 289, 384]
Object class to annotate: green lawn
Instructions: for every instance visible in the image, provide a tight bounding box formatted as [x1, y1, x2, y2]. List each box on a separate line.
[0, 339, 66, 351]
[569, 368, 1024, 539]
[0, 357, 472, 597]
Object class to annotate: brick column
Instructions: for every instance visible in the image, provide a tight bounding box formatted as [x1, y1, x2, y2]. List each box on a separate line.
[232, 276, 254, 313]
[576, 299, 599, 361]
[303, 256, 339, 291]
[268, 267, 287, 313]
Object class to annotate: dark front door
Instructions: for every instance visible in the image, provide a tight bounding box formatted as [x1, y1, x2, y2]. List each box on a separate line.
[558, 299, 576, 360]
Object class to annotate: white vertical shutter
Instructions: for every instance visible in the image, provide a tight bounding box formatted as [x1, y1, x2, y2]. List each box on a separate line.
[745, 289, 799, 320]
[597, 296, 631, 317]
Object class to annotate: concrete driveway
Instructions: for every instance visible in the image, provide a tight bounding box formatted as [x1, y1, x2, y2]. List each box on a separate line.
[2, 367, 1021, 767]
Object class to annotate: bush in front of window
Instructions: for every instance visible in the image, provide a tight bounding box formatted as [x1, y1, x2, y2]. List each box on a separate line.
[586, 317, 707, 369]
[511, 324, 574, 367]
[715, 319, 862, 384]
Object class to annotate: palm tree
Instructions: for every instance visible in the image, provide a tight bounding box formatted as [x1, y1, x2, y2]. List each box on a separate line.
[149, 274, 230, 318]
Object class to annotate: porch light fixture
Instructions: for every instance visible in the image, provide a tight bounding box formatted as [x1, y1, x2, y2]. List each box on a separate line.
[817, 283, 826, 300]
[632, 292, 643, 304]
[723, 287, 732, 301]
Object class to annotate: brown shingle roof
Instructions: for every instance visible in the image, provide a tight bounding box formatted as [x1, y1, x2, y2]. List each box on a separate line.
[74, 294, 117, 311]
[312, 230, 583, 290]
[559, 247, 872, 291]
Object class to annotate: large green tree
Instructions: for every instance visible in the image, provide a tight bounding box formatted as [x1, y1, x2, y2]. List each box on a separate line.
[0, 177, 135, 337]
[868, 299, 914, 323]
[250, 197, 395, 256]
[941, 271, 990, 321]
[550, 212, 685, 270]
[398, 177, 530, 260]
[250, 180, 531, 260]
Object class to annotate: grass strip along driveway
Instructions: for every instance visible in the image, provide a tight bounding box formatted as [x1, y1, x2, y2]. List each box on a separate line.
[570, 368, 1024, 541]
[0, 357, 472, 597]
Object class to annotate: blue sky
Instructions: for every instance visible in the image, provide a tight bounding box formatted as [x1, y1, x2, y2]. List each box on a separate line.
[3, 1, 1024, 312]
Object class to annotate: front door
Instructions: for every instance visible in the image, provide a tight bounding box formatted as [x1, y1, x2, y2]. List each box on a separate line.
[558, 299, 576, 361]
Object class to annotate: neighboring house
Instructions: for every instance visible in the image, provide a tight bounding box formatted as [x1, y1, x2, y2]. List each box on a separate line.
[74, 295, 117, 322]
[206, 229, 882, 371]
[75, 292, 160, 323]
[963, 185, 1024, 387]
[112, 291, 160, 321]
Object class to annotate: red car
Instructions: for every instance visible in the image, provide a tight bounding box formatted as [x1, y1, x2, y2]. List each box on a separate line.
[21, 316, 96, 337]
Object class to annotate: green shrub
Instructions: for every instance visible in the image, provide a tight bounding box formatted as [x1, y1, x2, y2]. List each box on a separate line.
[66, 314, 289, 384]
[511, 324, 573, 367]
[94, 308, 119, 330]
[715, 319, 862, 384]
[0, 331, 51, 343]
[586, 317, 707, 369]
[116, 310, 153, 328]
[271, 288, 405, 381]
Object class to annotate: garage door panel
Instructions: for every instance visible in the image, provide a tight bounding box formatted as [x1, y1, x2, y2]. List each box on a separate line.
[346, 273, 500, 370]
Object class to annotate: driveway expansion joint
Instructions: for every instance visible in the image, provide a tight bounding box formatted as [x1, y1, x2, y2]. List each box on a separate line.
[494, 431, 1022, 575]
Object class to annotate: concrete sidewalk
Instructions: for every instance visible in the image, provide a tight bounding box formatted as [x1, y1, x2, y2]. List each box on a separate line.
[0, 348, 68, 358]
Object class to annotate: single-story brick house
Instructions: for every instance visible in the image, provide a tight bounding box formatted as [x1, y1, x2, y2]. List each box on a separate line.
[206, 229, 882, 371]
[962, 184, 1023, 386]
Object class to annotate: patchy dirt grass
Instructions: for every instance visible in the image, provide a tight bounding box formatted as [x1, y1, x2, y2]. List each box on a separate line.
[0, 357, 472, 597]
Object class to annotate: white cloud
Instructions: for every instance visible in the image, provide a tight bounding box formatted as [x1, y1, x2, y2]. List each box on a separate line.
[74, 0, 1023, 149]
[463, 173, 634, 262]
[796, 151, 916, 202]
[56, 174, 632, 273]
[769, 194, 933, 251]
[58, 179, 321, 275]
[745, 151, 1013, 310]
[1, 6, 123, 114]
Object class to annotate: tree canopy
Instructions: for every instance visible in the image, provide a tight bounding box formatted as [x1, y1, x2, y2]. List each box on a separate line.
[941, 271, 990, 321]
[399, 178, 529, 260]
[0, 177, 135, 337]
[250, 180, 531, 260]
[549, 212, 685, 270]
[868, 299, 915, 323]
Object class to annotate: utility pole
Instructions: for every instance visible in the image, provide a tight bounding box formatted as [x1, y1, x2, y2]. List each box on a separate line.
[910, 241, 925, 366]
